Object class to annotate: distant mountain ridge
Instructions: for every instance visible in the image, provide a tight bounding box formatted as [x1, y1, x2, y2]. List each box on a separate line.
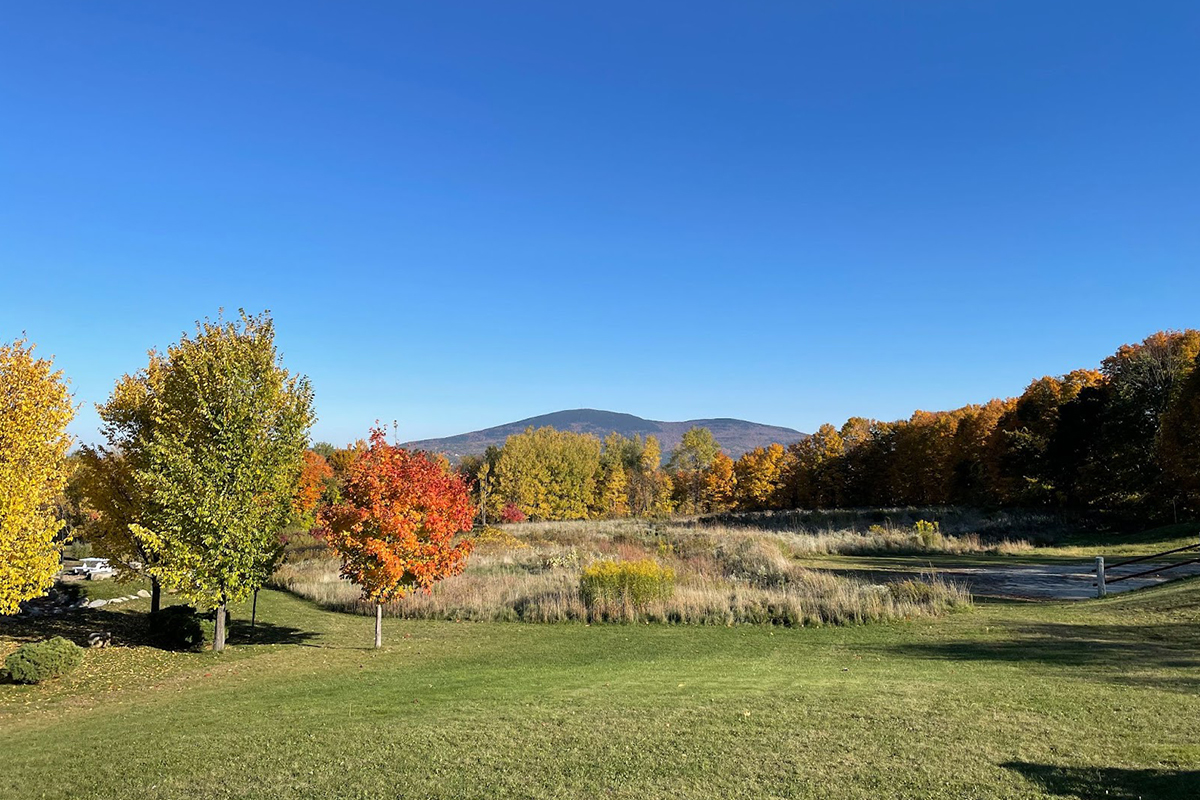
[403, 409, 806, 460]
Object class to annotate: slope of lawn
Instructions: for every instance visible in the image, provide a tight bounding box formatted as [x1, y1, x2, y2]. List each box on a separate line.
[2, 578, 1198, 799]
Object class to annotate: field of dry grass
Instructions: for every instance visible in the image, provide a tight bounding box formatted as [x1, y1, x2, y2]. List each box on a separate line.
[271, 519, 973, 626]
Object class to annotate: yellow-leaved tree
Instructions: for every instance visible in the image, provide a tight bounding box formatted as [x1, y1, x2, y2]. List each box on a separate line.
[0, 338, 74, 614]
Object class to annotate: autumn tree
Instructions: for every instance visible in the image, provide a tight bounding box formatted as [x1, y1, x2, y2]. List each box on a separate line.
[294, 450, 334, 521]
[78, 355, 171, 611]
[594, 451, 630, 517]
[459, 445, 502, 524]
[594, 432, 643, 518]
[892, 411, 957, 505]
[734, 443, 786, 511]
[668, 427, 721, 513]
[705, 452, 736, 512]
[1093, 330, 1200, 511]
[132, 312, 314, 651]
[670, 426, 720, 473]
[0, 339, 74, 615]
[1159, 352, 1200, 513]
[76, 447, 164, 610]
[986, 371, 1104, 505]
[320, 429, 474, 647]
[493, 427, 601, 520]
[948, 400, 1012, 505]
[627, 435, 674, 517]
[779, 424, 845, 508]
[831, 417, 875, 507]
[327, 439, 367, 483]
[51, 454, 93, 544]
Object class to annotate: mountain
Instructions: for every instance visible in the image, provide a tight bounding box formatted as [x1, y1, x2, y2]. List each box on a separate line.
[403, 409, 806, 461]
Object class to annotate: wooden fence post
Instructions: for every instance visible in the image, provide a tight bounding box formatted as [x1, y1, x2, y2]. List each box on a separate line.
[1095, 556, 1106, 599]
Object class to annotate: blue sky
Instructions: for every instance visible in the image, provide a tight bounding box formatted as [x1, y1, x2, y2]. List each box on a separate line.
[2, 2, 1198, 446]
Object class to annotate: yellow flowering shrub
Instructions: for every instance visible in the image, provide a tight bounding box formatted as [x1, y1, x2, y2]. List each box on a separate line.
[579, 558, 675, 609]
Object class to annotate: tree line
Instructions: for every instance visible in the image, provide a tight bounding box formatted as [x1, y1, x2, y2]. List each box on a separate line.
[435, 329, 1200, 522]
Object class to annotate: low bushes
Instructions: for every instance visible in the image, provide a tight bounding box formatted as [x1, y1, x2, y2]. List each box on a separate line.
[579, 559, 675, 609]
[472, 526, 529, 551]
[501, 503, 527, 523]
[147, 605, 215, 651]
[888, 579, 940, 604]
[4, 637, 84, 684]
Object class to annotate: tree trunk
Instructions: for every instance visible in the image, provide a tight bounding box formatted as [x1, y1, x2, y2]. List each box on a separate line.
[251, 589, 259, 637]
[214, 602, 227, 652]
[150, 577, 161, 614]
[374, 603, 382, 649]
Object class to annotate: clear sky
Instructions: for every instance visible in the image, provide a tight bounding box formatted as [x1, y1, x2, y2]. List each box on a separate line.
[2, 2, 1198, 446]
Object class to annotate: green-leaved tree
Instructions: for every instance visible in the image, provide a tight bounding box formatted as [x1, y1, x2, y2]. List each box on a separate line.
[133, 312, 314, 650]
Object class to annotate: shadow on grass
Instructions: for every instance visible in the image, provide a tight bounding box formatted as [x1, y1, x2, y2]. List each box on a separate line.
[1004, 761, 1200, 799]
[0, 607, 160, 648]
[1, 608, 319, 650]
[227, 619, 320, 646]
[881, 621, 1200, 691]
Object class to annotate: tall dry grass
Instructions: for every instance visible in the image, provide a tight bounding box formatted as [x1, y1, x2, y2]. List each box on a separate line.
[697, 506, 1066, 543]
[270, 519, 973, 627]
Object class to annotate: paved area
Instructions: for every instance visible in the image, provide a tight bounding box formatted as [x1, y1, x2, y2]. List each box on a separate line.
[930, 562, 1200, 600]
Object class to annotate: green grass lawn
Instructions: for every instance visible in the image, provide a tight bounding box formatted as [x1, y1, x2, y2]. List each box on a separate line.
[2, 578, 1198, 799]
[1040, 522, 1200, 558]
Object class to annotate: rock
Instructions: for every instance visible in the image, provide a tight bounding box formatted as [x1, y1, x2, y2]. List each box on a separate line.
[109, 597, 125, 604]
[88, 599, 108, 608]
[136, 589, 151, 598]
[88, 631, 112, 648]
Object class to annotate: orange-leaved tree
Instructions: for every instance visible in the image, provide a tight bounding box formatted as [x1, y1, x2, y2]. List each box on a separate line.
[293, 449, 334, 520]
[319, 429, 474, 647]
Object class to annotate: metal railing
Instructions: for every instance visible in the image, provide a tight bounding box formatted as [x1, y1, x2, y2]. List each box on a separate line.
[1093, 539, 1200, 598]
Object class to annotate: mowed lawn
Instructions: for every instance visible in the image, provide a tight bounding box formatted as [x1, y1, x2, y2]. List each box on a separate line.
[2, 579, 1198, 799]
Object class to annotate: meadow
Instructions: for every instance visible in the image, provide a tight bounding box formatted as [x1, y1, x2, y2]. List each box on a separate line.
[271, 519, 974, 626]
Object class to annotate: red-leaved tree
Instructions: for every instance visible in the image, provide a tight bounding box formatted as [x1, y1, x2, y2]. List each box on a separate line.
[500, 502, 527, 523]
[318, 429, 475, 647]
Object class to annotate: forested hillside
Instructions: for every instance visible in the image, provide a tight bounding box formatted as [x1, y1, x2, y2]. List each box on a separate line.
[402, 409, 806, 460]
